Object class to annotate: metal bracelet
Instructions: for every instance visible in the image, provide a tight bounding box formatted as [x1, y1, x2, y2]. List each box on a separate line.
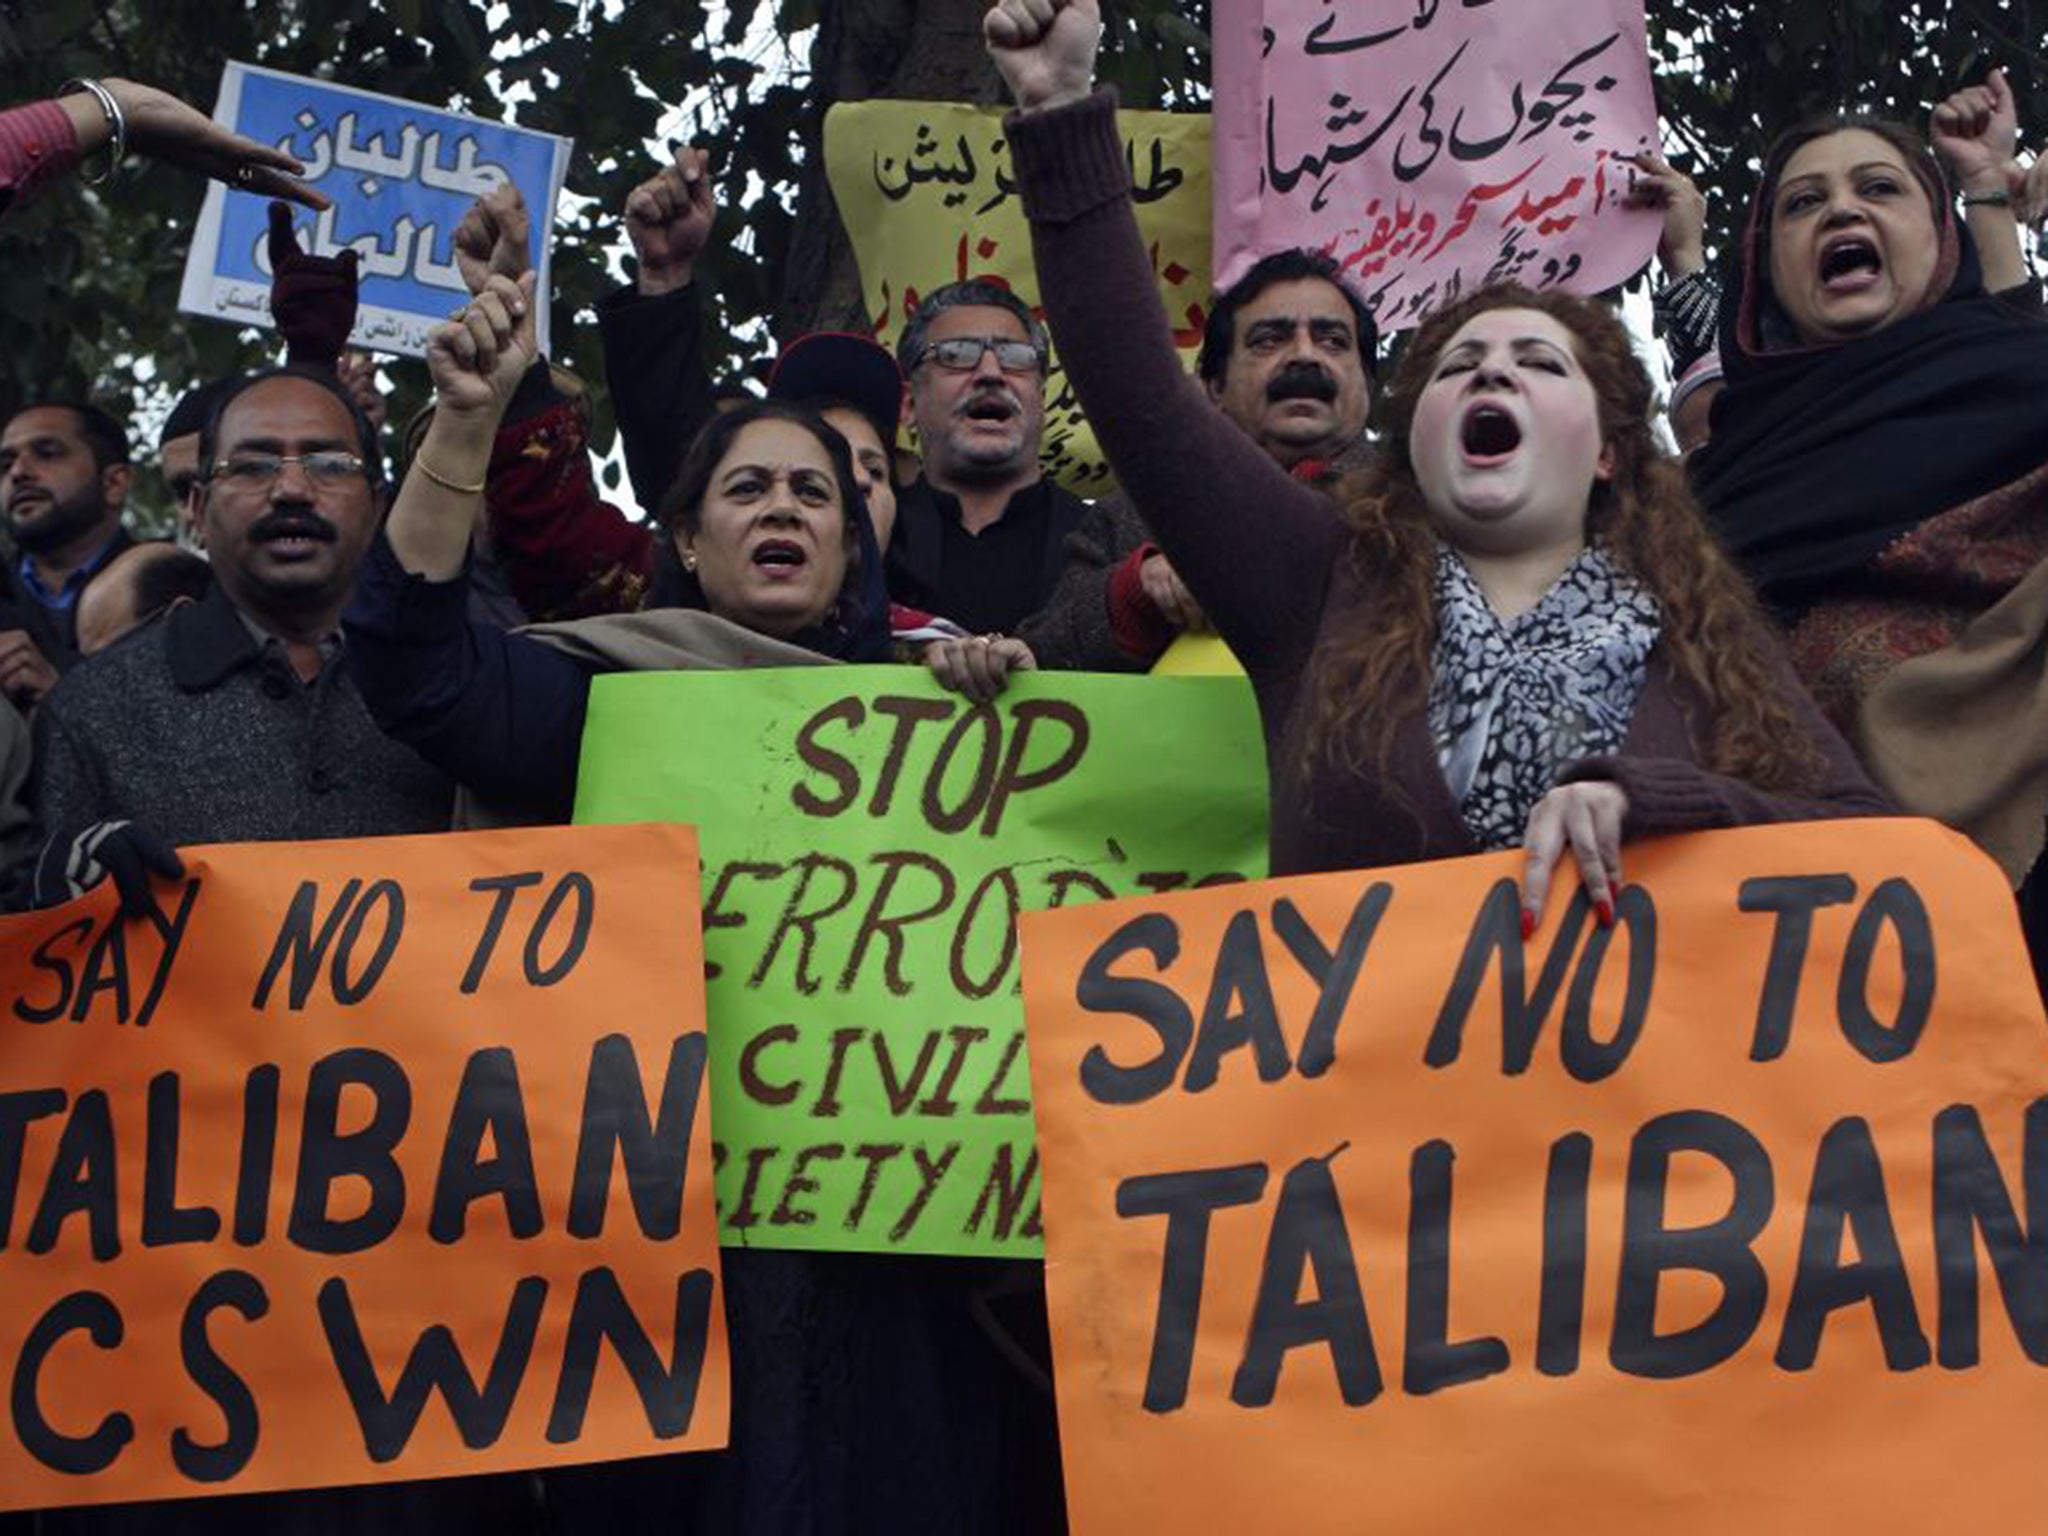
[56, 78, 124, 185]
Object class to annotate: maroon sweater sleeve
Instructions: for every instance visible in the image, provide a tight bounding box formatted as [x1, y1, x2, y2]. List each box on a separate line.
[0, 101, 80, 218]
[1563, 654, 1895, 835]
[484, 396, 656, 622]
[1007, 90, 1344, 679]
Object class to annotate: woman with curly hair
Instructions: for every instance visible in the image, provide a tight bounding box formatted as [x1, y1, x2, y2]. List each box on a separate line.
[983, 0, 1888, 922]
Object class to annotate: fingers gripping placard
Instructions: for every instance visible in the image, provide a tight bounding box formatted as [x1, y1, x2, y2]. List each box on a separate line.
[0, 826, 728, 1511]
[1019, 820, 2048, 1534]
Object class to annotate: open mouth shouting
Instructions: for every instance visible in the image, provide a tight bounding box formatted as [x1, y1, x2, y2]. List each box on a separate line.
[1817, 232, 1884, 294]
[958, 388, 1021, 428]
[1459, 402, 1523, 467]
[750, 536, 811, 580]
[249, 511, 337, 559]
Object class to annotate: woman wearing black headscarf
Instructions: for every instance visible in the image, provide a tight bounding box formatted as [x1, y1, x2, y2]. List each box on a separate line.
[1691, 114, 2048, 970]
[343, 272, 893, 828]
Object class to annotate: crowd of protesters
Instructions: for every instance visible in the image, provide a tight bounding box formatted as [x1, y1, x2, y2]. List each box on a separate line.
[0, 1, 2046, 1527]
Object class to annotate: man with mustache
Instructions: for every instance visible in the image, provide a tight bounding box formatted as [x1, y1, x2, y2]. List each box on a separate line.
[1023, 248, 1376, 670]
[0, 402, 136, 706]
[886, 279, 1090, 634]
[24, 367, 450, 903]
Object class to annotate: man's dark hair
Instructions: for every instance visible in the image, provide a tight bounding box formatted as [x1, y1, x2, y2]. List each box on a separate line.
[897, 280, 1050, 372]
[10, 401, 132, 471]
[1197, 249, 1379, 386]
[130, 546, 213, 624]
[161, 378, 241, 448]
[197, 365, 386, 491]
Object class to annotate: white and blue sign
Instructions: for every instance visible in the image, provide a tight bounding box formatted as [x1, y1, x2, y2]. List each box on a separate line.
[179, 62, 573, 356]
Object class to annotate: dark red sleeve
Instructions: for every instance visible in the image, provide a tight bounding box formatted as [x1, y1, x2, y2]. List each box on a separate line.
[484, 394, 657, 622]
[0, 101, 80, 219]
[1106, 542, 1174, 661]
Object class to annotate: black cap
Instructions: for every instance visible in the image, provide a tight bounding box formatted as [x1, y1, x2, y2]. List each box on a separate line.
[767, 332, 905, 450]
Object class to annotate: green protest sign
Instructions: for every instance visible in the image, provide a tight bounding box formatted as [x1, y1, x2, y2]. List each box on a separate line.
[574, 667, 1267, 1257]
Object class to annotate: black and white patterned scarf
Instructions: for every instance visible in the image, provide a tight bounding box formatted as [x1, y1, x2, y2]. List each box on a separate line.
[1426, 545, 1661, 849]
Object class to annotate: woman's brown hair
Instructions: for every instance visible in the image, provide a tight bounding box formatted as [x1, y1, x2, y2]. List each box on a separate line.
[1304, 282, 1825, 794]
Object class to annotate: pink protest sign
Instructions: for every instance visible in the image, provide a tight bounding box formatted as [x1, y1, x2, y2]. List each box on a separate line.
[1213, 0, 1664, 333]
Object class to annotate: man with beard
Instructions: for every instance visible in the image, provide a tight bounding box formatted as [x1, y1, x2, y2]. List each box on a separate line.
[0, 402, 135, 704]
[25, 367, 450, 903]
[886, 279, 1088, 634]
[1022, 248, 1376, 671]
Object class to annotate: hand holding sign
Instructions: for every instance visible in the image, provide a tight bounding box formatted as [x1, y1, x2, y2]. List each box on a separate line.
[1620, 151, 1707, 279]
[1520, 779, 1626, 930]
[984, 0, 1101, 113]
[624, 147, 716, 297]
[452, 183, 533, 297]
[924, 633, 1037, 703]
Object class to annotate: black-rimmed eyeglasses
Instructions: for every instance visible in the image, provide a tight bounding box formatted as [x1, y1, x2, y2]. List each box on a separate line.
[911, 336, 1045, 373]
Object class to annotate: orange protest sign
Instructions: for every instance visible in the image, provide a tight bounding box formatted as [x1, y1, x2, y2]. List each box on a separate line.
[1019, 819, 2048, 1534]
[0, 826, 727, 1511]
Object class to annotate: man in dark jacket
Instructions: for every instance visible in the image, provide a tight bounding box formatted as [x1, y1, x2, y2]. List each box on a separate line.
[0, 400, 135, 703]
[883, 279, 1088, 634]
[597, 153, 1085, 635]
[26, 366, 450, 896]
[1022, 247, 1377, 671]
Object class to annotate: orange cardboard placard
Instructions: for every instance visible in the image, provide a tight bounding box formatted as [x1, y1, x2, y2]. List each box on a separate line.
[0, 825, 727, 1511]
[1019, 819, 2048, 1534]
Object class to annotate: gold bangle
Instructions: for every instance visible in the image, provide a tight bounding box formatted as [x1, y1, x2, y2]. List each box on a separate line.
[412, 455, 485, 496]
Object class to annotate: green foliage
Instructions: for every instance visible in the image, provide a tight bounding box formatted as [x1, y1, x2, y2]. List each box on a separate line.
[1647, 0, 2040, 268]
[0, 0, 2038, 525]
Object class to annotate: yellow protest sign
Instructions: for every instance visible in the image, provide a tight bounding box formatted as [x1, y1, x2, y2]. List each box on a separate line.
[825, 99, 1210, 494]
[0, 826, 727, 1510]
[1019, 819, 2048, 1533]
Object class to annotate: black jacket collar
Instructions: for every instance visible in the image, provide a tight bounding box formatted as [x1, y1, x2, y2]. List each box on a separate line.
[888, 474, 1088, 615]
[167, 581, 265, 692]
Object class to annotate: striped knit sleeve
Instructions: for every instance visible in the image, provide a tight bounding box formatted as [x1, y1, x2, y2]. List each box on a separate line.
[1651, 269, 1722, 375]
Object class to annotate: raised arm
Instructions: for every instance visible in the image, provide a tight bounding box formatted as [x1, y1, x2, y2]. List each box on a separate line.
[601, 148, 720, 508]
[388, 271, 536, 577]
[346, 269, 596, 821]
[986, 0, 1344, 678]
[1, 79, 327, 220]
[1932, 68, 2029, 296]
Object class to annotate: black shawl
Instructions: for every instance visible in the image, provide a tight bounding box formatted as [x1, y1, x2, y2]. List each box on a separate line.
[1691, 180, 2048, 612]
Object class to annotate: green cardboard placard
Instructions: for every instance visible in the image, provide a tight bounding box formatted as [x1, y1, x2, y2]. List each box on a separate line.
[575, 666, 1267, 1257]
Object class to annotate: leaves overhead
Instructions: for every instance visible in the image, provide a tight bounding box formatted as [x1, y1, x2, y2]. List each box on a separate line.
[0, 0, 2038, 530]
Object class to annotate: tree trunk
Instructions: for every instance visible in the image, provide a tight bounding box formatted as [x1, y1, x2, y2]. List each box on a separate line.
[776, 0, 1005, 340]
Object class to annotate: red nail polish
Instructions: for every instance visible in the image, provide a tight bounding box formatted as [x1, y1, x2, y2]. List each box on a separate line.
[1520, 910, 1537, 941]
[1596, 897, 1615, 929]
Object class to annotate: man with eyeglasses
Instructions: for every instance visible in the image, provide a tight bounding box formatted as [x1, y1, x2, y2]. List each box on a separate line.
[0, 401, 136, 706]
[888, 279, 1090, 635]
[24, 366, 450, 907]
